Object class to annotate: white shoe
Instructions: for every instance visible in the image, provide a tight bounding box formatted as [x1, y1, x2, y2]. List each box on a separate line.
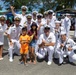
[47, 61, 52, 65]
[9, 58, 13, 62]
[0, 58, 3, 60]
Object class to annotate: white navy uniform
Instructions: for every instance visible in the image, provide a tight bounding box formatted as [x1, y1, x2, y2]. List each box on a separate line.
[24, 21, 33, 31]
[16, 14, 27, 27]
[32, 18, 37, 23]
[48, 18, 56, 33]
[7, 25, 22, 61]
[0, 24, 7, 45]
[57, 38, 76, 64]
[36, 19, 46, 37]
[74, 18, 76, 37]
[64, 16, 71, 37]
[35, 32, 56, 63]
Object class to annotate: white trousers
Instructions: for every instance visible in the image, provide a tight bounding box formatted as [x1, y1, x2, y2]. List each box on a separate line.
[8, 39, 21, 59]
[65, 26, 70, 37]
[35, 45, 54, 62]
[36, 48, 47, 59]
[54, 38, 59, 59]
[57, 49, 76, 63]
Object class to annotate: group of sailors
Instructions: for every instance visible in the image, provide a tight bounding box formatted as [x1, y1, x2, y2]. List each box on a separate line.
[0, 5, 76, 66]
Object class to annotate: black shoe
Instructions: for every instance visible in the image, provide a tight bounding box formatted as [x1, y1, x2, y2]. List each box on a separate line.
[58, 63, 63, 66]
[69, 62, 76, 66]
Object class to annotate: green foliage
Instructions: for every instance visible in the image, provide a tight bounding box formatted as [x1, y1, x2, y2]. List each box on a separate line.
[0, 5, 2, 10]
[3, 0, 76, 11]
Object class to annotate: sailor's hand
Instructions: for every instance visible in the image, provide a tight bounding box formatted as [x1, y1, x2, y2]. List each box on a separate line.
[60, 44, 64, 48]
[68, 47, 72, 51]
[10, 41, 13, 46]
[10, 6, 15, 10]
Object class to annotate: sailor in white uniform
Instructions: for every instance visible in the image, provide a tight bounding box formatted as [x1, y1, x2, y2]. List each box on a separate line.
[63, 13, 71, 37]
[54, 21, 62, 59]
[74, 18, 76, 37]
[47, 10, 56, 32]
[35, 25, 56, 65]
[7, 16, 22, 62]
[32, 11, 38, 22]
[10, 5, 28, 27]
[36, 13, 46, 37]
[0, 15, 7, 60]
[24, 14, 33, 31]
[57, 31, 76, 65]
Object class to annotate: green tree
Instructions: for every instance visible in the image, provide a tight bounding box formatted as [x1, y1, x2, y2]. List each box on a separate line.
[0, 5, 2, 10]
[55, 0, 76, 11]
[3, 0, 76, 11]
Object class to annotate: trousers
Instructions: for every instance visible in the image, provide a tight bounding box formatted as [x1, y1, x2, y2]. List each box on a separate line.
[8, 39, 21, 59]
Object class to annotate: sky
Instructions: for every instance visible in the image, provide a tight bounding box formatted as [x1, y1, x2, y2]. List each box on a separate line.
[0, 0, 5, 10]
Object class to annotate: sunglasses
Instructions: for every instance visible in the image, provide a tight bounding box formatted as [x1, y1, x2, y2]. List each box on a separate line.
[44, 28, 50, 30]
[22, 9, 26, 11]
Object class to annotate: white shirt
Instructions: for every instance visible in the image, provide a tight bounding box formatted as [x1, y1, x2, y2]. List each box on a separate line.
[7, 25, 22, 40]
[36, 19, 46, 37]
[48, 17, 56, 32]
[64, 16, 71, 28]
[0, 24, 7, 45]
[57, 38, 76, 51]
[32, 19, 37, 23]
[16, 14, 27, 27]
[24, 21, 33, 31]
[37, 32, 56, 45]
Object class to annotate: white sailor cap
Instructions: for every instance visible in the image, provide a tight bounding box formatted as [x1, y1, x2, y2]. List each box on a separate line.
[26, 14, 32, 19]
[44, 25, 50, 29]
[0, 15, 7, 20]
[32, 11, 38, 15]
[66, 13, 70, 16]
[60, 31, 66, 35]
[14, 16, 21, 21]
[37, 13, 43, 18]
[21, 5, 28, 11]
[55, 20, 61, 24]
[48, 10, 53, 14]
[44, 11, 48, 15]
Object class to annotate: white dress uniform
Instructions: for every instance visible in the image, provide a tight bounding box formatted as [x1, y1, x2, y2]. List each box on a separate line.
[0, 24, 7, 45]
[74, 18, 76, 37]
[24, 21, 33, 31]
[7, 25, 22, 62]
[16, 14, 27, 27]
[32, 19, 37, 23]
[35, 32, 56, 65]
[63, 16, 71, 37]
[57, 35, 76, 64]
[48, 17, 56, 33]
[36, 19, 46, 37]
[54, 27, 61, 58]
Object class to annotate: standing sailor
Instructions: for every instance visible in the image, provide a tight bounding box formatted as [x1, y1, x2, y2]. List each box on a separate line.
[0, 15, 7, 60]
[10, 5, 28, 27]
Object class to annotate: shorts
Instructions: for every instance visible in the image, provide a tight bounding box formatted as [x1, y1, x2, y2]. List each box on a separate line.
[20, 48, 28, 54]
[29, 40, 37, 48]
